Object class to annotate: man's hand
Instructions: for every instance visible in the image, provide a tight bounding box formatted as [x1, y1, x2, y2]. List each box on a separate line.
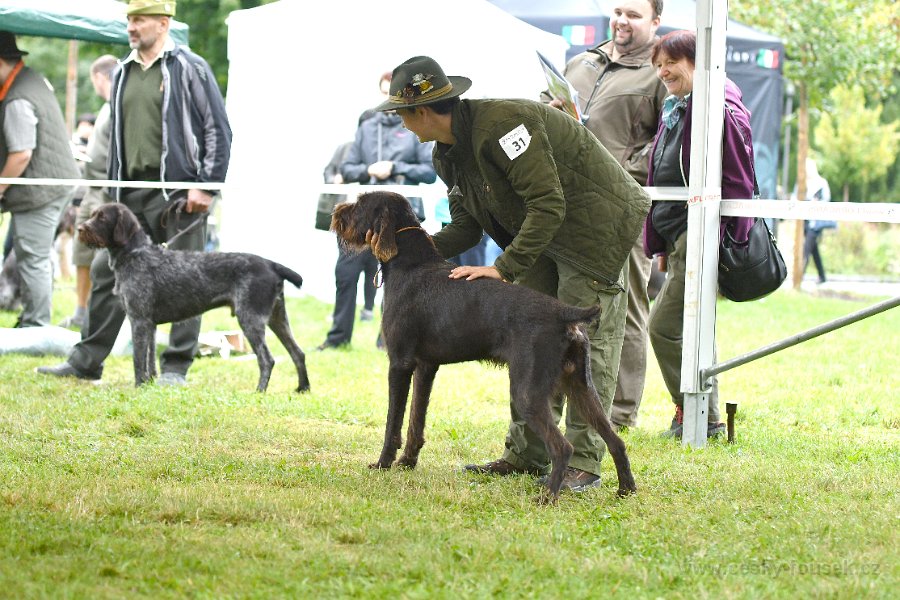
[448, 265, 503, 281]
[186, 189, 213, 213]
[367, 160, 394, 181]
[548, 98, 565, 111]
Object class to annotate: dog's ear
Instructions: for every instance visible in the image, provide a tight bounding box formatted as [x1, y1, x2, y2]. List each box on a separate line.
[112, 207, 142, 248]
[368, 207, 397, 262]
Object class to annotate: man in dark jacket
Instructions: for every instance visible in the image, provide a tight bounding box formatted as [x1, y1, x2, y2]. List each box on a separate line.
[0, 32, 79, 327]
[317, 72, 436, 351]
[375, 56, 651, 492]
[38, 0, 232, 385]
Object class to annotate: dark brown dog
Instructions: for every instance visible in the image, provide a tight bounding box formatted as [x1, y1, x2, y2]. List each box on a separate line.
[332, 191, 636, 502]
[79, 202, 311, 392]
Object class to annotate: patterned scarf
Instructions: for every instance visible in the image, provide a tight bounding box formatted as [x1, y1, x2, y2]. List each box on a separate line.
[661, 93, 690, 130]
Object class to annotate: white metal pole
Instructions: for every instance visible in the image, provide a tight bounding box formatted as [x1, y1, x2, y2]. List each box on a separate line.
[681, 0, 727, 448]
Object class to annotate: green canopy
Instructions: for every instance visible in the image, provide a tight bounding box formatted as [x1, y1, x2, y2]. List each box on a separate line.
[0, 0, 189, 45]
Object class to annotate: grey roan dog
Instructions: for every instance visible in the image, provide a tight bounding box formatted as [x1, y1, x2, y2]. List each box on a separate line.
[79, 202, 311, 392]
[332, 191, 636, 503]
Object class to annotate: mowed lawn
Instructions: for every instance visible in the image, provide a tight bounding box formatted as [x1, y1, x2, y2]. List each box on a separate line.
[0, 285, 897, 598]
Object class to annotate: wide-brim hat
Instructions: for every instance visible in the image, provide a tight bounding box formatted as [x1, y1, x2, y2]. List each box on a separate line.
[0, 31, 28, 59]
[126, 0, 177, 17]
[374, 56, 471, 112]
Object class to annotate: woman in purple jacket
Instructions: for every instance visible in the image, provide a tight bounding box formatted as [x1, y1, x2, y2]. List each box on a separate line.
[643, 29, 756, 440]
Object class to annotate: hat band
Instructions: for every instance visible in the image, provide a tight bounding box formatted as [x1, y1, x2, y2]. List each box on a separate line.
[389, 81, 453, 106]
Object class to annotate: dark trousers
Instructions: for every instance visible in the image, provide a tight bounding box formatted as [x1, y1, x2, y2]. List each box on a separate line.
[323, 245, 378, 346]
[803, 228, 826, 283]
[67, 188, 207, 376]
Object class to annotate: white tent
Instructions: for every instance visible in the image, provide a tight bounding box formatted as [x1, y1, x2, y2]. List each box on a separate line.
[221, 0, 567, 301]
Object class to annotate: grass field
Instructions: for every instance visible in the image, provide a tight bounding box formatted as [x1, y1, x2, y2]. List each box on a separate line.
[0, 284, 897, 598]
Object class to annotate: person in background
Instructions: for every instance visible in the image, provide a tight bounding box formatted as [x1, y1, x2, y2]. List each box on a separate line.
[378, 56, 650, 492]
[60, 54, 118, 330]
[545, 0, 666, 431]
[796, 157, 834, 284]
[643, 30, 756, 439]
[38, 0, 231, 384]
[0, 31, 79, 327]
[317, 71, 436, 351]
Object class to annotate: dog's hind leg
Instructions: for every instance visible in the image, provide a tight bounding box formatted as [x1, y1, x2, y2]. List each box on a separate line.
[371, 360, 414, 469]
[236, 314, 275, 392]
[267, 292, 311, 393]
[396, 361, 439, 469]
[510, 365, 572, 504]
[563, 333, 637, 497]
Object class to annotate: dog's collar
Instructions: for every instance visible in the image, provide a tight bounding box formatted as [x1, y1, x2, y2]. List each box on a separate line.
[395, 226, 424, 234]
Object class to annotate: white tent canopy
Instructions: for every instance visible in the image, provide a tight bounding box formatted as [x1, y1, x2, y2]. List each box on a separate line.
[221, 0, 567, 301]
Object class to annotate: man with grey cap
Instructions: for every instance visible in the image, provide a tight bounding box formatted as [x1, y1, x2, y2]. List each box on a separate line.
[0, 31, 79, 327]
[38, 0, 231, 385]
[375, 56, 650, 492]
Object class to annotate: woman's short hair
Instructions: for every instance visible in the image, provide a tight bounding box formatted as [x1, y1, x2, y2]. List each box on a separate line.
[651, 29, 696, 66]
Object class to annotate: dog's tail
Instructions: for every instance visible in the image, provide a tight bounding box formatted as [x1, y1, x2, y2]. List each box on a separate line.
[272, 262, 303, 289]
[561, 320, 637, 497]
[559, 304, 601, 326]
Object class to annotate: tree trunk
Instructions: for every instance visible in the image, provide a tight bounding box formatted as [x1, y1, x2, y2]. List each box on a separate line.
[792, 83, 809, 289]
[843, 182, 850, 202]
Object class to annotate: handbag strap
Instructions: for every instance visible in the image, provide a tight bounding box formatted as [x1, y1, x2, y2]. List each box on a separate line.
[725, 103, 760, 200]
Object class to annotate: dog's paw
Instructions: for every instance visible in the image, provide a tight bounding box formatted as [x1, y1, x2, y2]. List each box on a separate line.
[395, 456, 418, 469]
[616, 485, 637, 498]
[533, 489, 560, 506]
[368, 461, 392, 470]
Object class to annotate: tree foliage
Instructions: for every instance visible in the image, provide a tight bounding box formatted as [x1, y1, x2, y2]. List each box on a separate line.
[815, 85, 900, 201]
[730, 0, 899, 106]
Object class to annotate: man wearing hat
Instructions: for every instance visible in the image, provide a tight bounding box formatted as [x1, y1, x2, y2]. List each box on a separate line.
[38, 1, 232, 385]
[375, 56, 650, 492]
[0, 31, 79, 327]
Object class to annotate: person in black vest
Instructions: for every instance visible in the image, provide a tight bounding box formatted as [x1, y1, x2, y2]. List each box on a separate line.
[0, 31, 79, 327]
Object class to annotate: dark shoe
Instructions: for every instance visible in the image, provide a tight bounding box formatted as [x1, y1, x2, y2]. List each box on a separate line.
[35, 362, 101, 382]
[707, 421, 726, 438]
[463, 458, 542, 476]
[157, 372, 187, 387]
[537, 467, 602, 492]
[316, 341, 346, 351]
[58, 314, 84, 330]
[660, 405, 684, 438]
[661, 406, 726, 439]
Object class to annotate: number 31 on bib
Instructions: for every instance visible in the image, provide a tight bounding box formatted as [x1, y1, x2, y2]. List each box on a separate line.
[499, 124, 531, 160]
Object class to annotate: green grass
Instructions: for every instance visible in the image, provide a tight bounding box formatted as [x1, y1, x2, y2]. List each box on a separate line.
[0, 284, 897, 598]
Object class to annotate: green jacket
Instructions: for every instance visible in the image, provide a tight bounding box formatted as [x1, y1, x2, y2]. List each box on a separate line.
[432, 99, 651, 287]
[546, 38, 667, 184]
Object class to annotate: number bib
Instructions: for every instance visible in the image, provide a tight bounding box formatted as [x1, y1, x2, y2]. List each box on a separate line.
[499, 124, 531, 160]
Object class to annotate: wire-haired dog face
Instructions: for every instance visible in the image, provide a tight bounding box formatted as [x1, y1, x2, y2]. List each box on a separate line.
[78, 203, 145, 250]
[331, 191, 423, 262]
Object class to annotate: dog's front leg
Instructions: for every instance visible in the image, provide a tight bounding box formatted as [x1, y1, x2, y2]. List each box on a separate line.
[131, 318, 156, 386]
[396, 361, 438, 469]
[370, 361, 414, 469]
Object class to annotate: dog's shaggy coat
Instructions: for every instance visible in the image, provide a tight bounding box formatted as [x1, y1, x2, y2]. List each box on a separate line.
[78, 203, 310, 392]
[332, 191, 636, 502]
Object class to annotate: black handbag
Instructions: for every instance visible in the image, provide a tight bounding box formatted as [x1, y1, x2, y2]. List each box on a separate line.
[718, 217, 787, 302]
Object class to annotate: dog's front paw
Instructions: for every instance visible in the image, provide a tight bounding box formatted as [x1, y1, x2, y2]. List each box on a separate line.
[616, 484, 637, 498]
[533, 489, 560, 506]
[369, 461, 392, 470]
[395, 456, 418, 469]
